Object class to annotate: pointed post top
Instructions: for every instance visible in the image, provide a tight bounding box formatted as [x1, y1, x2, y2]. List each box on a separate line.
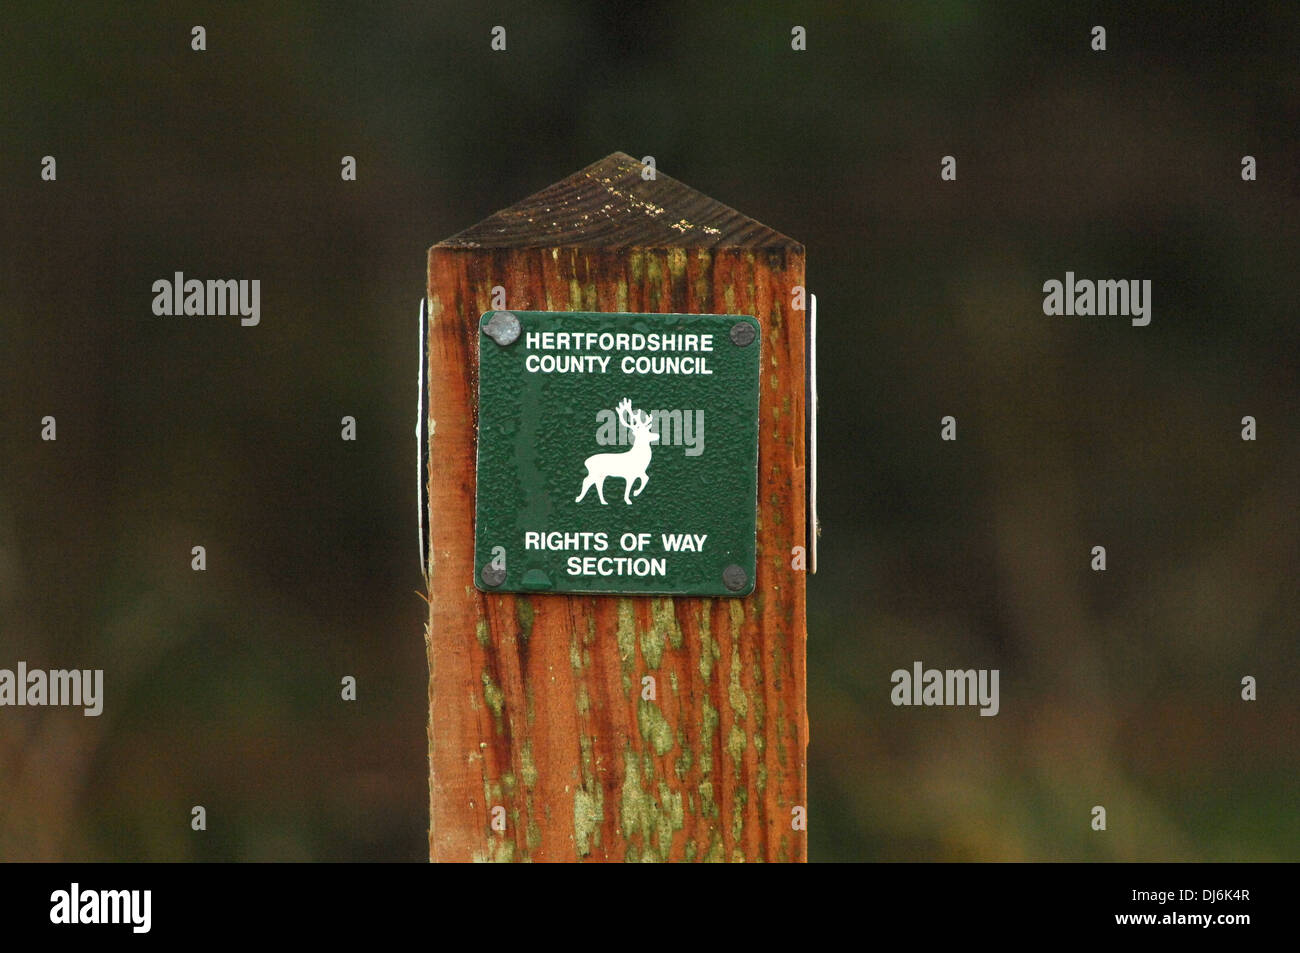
[435, 152, 801, 252]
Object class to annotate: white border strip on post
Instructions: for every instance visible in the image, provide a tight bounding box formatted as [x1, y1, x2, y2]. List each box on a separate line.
[809, 292, 818, 574]
[417, 297, 430, 577]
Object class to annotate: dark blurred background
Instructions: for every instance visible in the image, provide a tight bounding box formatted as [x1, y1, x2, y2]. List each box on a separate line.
[2, 1, 1297, 861]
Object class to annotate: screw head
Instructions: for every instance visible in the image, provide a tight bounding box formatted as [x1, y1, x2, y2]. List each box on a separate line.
[483, 311, 521, 346]
[481, 564, 506, 587]
[729, 321, 756, 347]
[722, 564, 748, 592]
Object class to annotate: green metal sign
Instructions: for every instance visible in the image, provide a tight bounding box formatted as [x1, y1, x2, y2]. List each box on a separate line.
[474, 310, 760, 597]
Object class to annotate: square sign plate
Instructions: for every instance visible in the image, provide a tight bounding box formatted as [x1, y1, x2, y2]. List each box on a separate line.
[474, 310, 760, 597]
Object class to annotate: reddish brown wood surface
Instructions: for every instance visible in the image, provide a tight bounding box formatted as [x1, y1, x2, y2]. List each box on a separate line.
[425, 153, 806, 861]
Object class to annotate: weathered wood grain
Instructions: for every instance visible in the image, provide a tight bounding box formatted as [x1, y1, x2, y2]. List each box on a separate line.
[426, 153, 806, 862]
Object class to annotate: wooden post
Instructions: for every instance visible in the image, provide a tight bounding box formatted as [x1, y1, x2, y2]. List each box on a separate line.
[424, 153, 807, 862]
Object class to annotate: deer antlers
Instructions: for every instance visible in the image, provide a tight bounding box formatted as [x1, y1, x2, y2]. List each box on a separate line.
[616, 398, 650, 429]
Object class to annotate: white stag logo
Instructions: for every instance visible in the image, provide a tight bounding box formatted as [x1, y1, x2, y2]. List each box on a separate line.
[575, 398, 659, 505]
